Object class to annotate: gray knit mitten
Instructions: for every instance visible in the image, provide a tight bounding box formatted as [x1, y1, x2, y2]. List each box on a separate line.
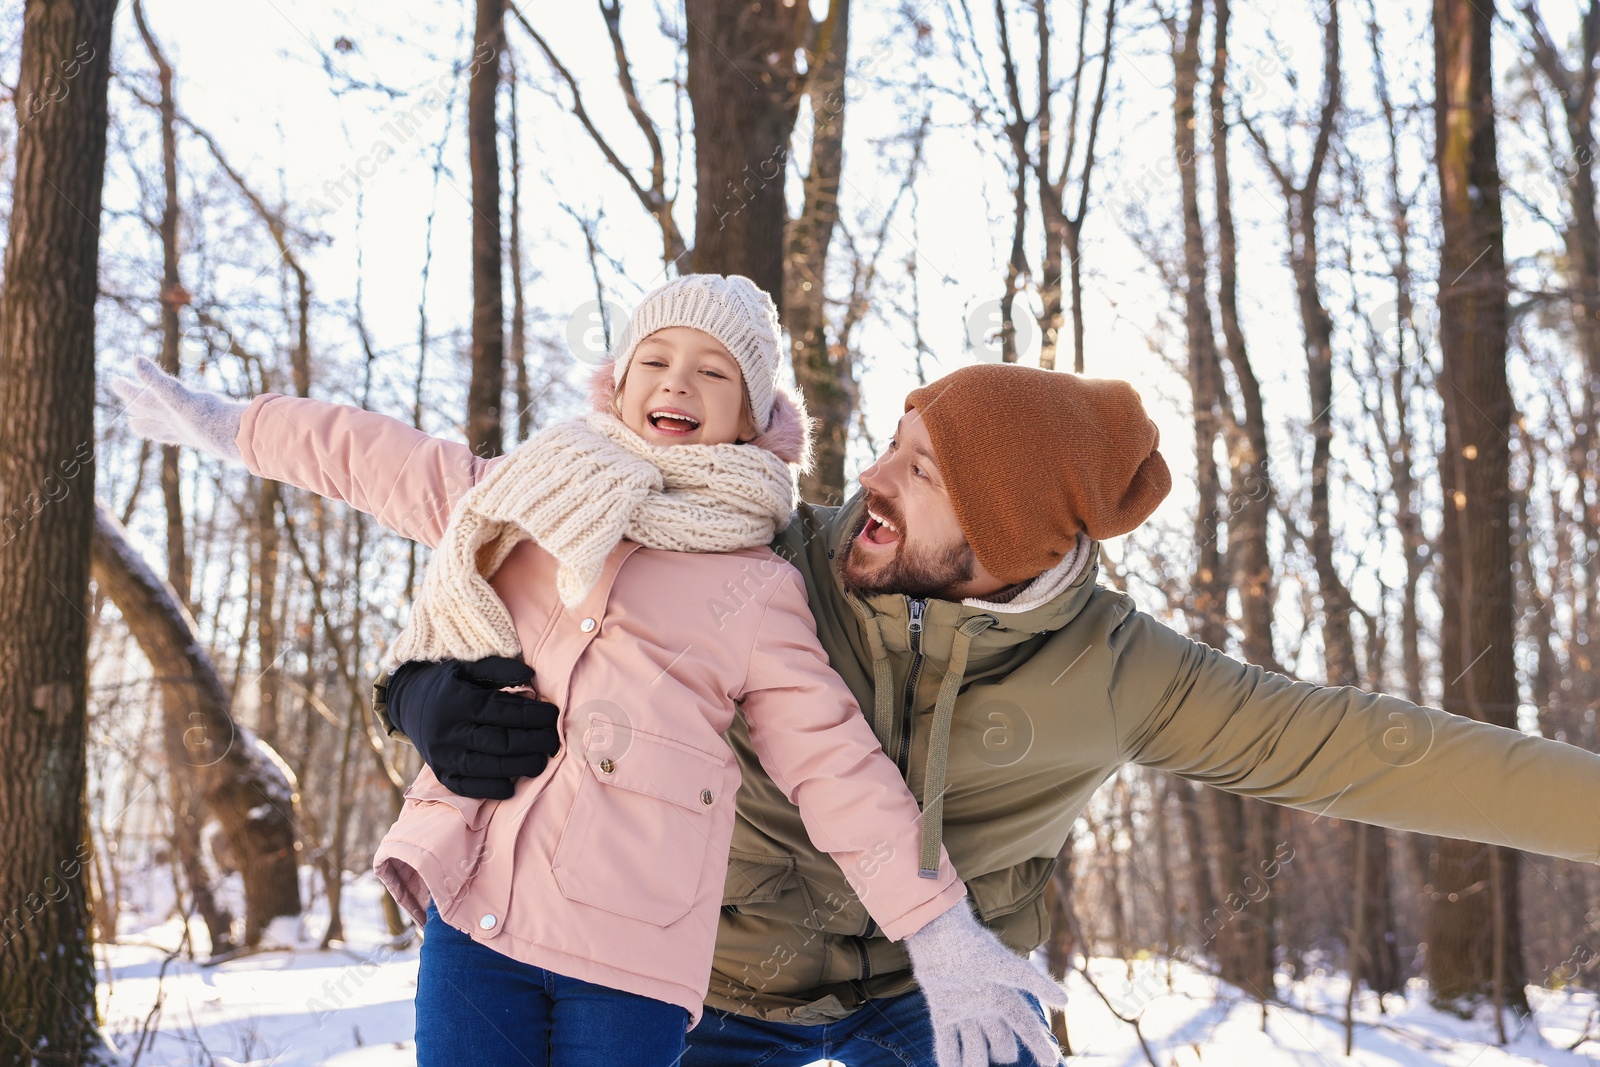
[905, 902, 1068, 1067]
[109, 355, 249, 464]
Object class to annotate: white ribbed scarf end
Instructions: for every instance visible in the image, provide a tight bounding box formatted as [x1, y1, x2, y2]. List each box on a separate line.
[383, 413, 797, 671]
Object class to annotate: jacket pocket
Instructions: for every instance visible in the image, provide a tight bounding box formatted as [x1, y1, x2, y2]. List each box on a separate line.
[552, 725, 734, 927]
[968, 856, 1057, 922]
[967, 856, 1057, 951]
[723, 848, 800, 907]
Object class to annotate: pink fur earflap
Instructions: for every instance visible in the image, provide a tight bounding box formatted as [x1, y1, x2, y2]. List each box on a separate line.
[588, 364, 812, 470]
[751, 388, 812, 470]
[588, 364, 619, 412]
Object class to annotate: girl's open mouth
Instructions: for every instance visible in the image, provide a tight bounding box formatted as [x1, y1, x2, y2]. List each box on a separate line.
[860, 508, 901, 546]
[648, 409, 701, 435]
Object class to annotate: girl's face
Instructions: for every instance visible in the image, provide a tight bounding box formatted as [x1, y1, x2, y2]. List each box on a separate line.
[617, 327, 758, 447]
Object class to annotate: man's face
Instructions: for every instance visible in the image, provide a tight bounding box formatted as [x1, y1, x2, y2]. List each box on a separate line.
[838, 410, 1010, 600]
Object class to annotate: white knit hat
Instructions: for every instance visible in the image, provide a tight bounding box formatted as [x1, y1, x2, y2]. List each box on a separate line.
[609, 274, 782, 433]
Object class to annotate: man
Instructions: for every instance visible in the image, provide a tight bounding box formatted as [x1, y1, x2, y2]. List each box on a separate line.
[385, 364, 1600, 1066]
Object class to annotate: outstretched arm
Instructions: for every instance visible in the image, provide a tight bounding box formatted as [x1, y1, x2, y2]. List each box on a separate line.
[110, 355, 495, 547]
[1110, 608, 1600, 863]
[113, 360, 553, 799]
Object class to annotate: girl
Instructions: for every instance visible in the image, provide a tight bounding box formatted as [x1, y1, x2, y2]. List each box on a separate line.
[112, 274, 1065, 1067]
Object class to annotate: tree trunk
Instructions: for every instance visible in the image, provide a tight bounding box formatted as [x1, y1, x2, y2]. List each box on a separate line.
[1034, 0, 1116, 374]
[1034, 0, 1069, 373]
[0, 2, 117, 1059]
[1426, 0, 1529, 1017]
[1265, 0, 1400, 997]
[685, 0, 804, 302]
[1363, 1, 1429, 718]
[1175, 0, 1224, 651]
[506, 45, 532, 444]
[90, 504, 303, 947]
[256, 481, 283, 744]
[1518, 3, 1600, 778]
[786, 0, 854, 504]
[994, 0, 1029, 365]
[1211, 0, 1277, 675]
[467, 0, 505, 457]
[132, 0, 192, 612]
[1176, 779, 1219, 939]
[1174, 0, 1276, 998]
[319, 508, 371, 947]
[168, 760, 237, 953]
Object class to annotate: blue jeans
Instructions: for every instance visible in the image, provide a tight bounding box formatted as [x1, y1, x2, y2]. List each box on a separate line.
[683, 989, 1059, 1067]
[415, 903, 689, 1066]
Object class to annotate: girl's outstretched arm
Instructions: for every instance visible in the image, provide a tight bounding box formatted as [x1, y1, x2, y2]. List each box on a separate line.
[111, 355, 497, 547]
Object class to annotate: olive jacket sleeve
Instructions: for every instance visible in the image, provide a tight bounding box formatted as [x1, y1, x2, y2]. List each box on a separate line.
[1108, 608, 1600, 863]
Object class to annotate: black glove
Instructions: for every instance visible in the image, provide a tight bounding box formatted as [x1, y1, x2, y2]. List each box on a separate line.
[386, 656, 561, 800]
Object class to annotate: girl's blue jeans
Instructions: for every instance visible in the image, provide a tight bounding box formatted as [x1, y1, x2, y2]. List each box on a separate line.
[415, 902, 689, 1066]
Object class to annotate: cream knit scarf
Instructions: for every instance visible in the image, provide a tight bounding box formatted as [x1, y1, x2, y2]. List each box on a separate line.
[382, 411, 796, 670]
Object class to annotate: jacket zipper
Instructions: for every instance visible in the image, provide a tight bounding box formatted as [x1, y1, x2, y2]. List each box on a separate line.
[854, 936, 874, 979]
[897, 598, 927, 775]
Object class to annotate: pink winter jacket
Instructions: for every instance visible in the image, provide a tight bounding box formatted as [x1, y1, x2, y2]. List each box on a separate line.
[236, 393, 967, 1023]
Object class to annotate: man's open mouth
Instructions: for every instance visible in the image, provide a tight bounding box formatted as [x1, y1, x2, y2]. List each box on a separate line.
[860, 507, 902, 546]
[648, 409, 702, 435]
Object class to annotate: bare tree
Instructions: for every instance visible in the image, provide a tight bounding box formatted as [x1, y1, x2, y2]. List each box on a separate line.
[468, 0, 506, 457]
[1242, 0, 1397, 1004]
[993, 0, 1031, 364]
[1211, 0, 1277, 677]
[509, 0, 690, 271]
[1169, 0, 1277, 1001]
[0, 0, 117, 1059]
[1034, 0, 1117, 372]
[90, 504, 303, 948]
[685, 0, 805, 299]
[786, 0, 854, 502]
[507, 44, 533, 444]
[178, 116, 317, 750]
[131, 0, 192, 612]
[1515, 3, 1600, 819]
[945, 0, 1119, 371]
[1241, 0, 1344, 688]
[1427, 0, 1529, 1022]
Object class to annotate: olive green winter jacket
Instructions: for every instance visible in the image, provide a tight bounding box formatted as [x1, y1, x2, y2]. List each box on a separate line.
[706, 494, 1600, 1023]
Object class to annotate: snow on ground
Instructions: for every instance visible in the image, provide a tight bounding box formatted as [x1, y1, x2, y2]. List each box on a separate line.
[99, 875, 419, 1066]
[96, 878, 1600, 1065]
[1067, 958, 1600, 1066]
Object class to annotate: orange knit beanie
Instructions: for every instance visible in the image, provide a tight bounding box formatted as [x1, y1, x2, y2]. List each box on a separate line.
[904, 364, 1172, 584]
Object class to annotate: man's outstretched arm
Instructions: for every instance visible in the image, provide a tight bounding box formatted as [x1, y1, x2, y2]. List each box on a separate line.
[1109, 608, 1600, 863]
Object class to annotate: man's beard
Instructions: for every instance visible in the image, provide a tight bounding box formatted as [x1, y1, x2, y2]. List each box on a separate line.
[837, 494, 976, 599]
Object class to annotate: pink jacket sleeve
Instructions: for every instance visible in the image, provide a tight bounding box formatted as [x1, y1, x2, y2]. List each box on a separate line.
[737, 566, 967, 942]
[237, 393, 499, 548]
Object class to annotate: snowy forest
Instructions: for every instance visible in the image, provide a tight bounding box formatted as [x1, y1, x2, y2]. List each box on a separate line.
[6, 0, 1600, 1063]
